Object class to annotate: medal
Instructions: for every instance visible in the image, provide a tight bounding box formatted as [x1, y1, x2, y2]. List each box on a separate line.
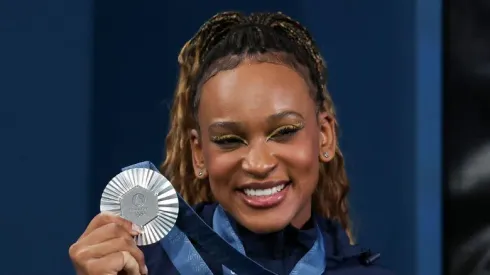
[100, 168, 179, 246]
[102, 161, 293, 275]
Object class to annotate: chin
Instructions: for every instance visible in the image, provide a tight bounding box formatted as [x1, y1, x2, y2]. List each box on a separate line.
[219, 186, 312, 233]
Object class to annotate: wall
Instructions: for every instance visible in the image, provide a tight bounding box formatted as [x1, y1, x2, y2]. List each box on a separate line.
[0, 1, 440, 274]
[0, 0, 93, 274]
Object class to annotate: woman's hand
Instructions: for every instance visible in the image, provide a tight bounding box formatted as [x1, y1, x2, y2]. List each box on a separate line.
[69, 212, 148, 275]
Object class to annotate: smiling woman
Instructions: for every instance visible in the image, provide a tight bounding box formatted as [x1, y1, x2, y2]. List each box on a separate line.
[69, 11, 394, 275]
[190, 62, 331, 233]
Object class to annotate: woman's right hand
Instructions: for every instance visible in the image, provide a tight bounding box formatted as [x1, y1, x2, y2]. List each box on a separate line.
[69, 212, 148, 275]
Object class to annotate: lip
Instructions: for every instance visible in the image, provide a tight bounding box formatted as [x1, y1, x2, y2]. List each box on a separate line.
[237, 181, 291, 209]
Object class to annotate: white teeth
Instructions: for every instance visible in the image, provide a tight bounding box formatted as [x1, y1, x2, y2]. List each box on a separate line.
[243, 184, 285, 197]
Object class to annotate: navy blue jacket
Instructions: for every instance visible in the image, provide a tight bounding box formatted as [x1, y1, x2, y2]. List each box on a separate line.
[141, 203, 395, 275]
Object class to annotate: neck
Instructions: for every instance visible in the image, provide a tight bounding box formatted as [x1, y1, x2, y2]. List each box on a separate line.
[290, 201, 313, 229]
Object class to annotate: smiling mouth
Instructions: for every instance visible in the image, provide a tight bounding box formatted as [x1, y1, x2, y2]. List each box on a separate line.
[242, 183, 287, 196]
[237, 181, 292, 208]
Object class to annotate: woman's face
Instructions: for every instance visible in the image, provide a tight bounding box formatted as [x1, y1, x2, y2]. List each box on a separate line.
[191, 61, 335, 233]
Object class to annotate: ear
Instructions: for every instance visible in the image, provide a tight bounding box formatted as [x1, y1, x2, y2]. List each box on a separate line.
[318, 112, 336, 162]
[190, 129, 207, 178]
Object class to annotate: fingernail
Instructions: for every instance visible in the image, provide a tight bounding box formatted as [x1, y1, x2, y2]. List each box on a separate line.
[143, 265, 148, 274]
[132, 223, 143, 234]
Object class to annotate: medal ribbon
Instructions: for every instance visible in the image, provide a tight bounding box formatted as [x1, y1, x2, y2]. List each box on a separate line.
[122, 161, 327, 275]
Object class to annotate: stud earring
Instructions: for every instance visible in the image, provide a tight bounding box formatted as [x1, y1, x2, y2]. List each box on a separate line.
[198, 170, 203, 177]
[323, 152, 329, 158]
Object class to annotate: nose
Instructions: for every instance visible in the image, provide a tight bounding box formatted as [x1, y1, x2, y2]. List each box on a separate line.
[241, 141, 277, 179]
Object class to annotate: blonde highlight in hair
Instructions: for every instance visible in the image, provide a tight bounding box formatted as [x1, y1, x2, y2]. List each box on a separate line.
[161, 11, 353, 241]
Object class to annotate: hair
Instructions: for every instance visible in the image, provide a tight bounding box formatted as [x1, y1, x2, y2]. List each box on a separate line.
[161, 11, 352, 240]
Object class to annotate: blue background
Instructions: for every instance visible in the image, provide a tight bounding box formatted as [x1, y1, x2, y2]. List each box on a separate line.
[0, 1, 441, 274]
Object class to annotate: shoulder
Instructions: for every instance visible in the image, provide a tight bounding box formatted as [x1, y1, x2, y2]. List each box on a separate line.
[318, 217, 396, 275]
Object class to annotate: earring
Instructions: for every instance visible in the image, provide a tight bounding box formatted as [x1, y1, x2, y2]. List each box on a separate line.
[323, 152, 329, 158]
[198, 170, 203, 177]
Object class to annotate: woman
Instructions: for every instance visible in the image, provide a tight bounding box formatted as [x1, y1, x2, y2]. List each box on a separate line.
[69, 11, 394, 275]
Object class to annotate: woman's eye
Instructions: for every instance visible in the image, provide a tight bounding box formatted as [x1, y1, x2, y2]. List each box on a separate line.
[274, 126, 299, 136]
[269, 124, 303, 141]
[211, 135, 245, 149]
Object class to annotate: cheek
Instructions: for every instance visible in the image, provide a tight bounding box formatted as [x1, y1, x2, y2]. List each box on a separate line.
[202, 144, 239, 189]
[280, 131, 321, 188]
[287, 147, 320, 176]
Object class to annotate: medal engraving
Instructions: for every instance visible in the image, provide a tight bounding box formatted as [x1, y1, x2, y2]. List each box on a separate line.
[100, 167, 179, 246]
[120, 186, 158, 227]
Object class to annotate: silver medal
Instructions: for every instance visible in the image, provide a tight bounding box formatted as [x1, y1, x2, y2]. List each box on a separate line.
[100, 168, 179, 246]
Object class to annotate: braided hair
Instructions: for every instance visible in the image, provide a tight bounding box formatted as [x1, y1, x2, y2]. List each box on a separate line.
[161, 11, 352, 240]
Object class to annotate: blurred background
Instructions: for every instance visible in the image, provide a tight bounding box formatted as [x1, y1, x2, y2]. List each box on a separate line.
[0, 0, 485, 274]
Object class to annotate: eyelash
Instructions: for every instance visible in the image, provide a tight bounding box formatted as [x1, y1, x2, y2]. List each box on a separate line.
[211, 123, 303, 149]
[268, 124, 303, 140]
[211, 135, 245, 147]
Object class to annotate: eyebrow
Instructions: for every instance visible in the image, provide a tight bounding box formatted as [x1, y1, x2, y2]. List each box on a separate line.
[267, 111, 304, 124]
[208, 121, 243, 133]
[208, 110, 304, 132]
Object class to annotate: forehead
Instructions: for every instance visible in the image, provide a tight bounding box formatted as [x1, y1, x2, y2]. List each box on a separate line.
[198, 62, 314, 122]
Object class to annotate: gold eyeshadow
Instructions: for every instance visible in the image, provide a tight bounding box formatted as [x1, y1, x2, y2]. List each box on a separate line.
[211, 134, 246, 143]
[210, 122, 304, 146]
[267, 122, 304, 139]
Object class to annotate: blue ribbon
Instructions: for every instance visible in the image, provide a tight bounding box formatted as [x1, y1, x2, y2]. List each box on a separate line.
[122, 161, 327, 274]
